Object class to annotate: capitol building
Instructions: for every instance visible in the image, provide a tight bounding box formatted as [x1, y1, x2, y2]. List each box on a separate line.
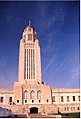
[0, 23, 80, 116]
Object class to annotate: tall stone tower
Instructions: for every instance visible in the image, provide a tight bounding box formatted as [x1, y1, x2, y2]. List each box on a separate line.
[14, 22, 52, 105]
[18, 22, 42, 84]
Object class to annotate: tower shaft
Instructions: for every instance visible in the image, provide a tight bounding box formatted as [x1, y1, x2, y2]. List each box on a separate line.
[18, 24, 42, 84]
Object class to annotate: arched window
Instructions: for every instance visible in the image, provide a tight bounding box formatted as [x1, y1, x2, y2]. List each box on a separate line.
[30, 90, 35, 99]
[37, 90, 41, 99]
[24, 90, 28, 99]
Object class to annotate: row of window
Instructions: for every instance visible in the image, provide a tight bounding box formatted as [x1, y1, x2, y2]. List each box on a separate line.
[52, 96, 80, 102]
[0, 97, 12, 103]
[25, 46, 34, 48]
[16, 99, 49, 104]
[25, 43, 34, 46]
[0, 90, 42, 104]
[24, 99, 41, 103]
[0, 95, 80, 104]
[24, 90, 41, 99]
[24, 44, 34, 49]
[24, 34, 32, 41]
[64, 106, 80, 111]
[24, 49, 35, 79]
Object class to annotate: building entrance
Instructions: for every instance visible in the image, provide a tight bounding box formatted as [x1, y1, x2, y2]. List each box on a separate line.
[30, 107, 38, 114]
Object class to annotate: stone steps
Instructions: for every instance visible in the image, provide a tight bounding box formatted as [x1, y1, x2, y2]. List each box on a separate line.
[29, 114, 48, 118]
[29, 114, 61, 118]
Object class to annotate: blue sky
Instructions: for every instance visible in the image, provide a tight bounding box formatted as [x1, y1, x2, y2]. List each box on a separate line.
[0, 1, 80, 88]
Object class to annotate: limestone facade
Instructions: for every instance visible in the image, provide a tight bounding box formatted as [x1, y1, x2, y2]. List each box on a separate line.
[0, 23, 80, 115]
[0, 86, 80, 114]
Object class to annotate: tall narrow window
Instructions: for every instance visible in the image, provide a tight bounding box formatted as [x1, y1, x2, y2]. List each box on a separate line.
[9, 97, 12, 102]
[24, 49, 26, 79]
[67, 96, 69, 102]
[28, 34, 32, 41]
[31, 49, 32, 79]
[61, 96, 64, 102]
[0, 97, 3, 103]
[37, 90, 41, 99]
[9, 97, 12, 105]
[24, 35, 26, 40]
[52, 96, 55, 102]
[29, 49, 30, 79]
[27, 49, 28, 79]
[73, 96, 75, 101]
[30, 90, 35, 99]
[33, 49, 35, 79]
[78, 96, 80, 101]
[24, 90, 28, 99]
[64, 107, 66, 111]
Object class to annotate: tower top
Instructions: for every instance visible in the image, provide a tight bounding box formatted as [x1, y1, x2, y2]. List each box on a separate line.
[29, 21, 31, 26]
[24, 21, 35, 32]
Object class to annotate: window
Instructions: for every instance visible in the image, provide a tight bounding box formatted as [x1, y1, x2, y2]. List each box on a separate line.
[9, 97, 12, 102]
[33, 49, 35, 79]
[0, 97, 3, 103]
[32, 100, 34, 103]
[77, 107, 79, 110]
[73, 107, 75, 111]
[24, 90, 28, 99]
[78, 96, 80, 101]
[39, 100, 41, 103]
[24, 35, 26, 40]
[67, 96, 69, 102]
[73, 96, 75, 101]
[64, 107, 66, 111]
[52, 96, 55, 102]
[27, 49, 28, 79]
[24, 49, 26, 79]
[30, 90, 35, 99]
[64, 107, 69, 111]
[17, 100, 19, 103]
[37, 90, 41, 99]
[25, 100, 27, 103]
[28, 34, 32, 41]
[61, 96, 64, 102]
[71, 107, 73, 111]
[71, 107, 75, 111]
[47, 99, 49, 102]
